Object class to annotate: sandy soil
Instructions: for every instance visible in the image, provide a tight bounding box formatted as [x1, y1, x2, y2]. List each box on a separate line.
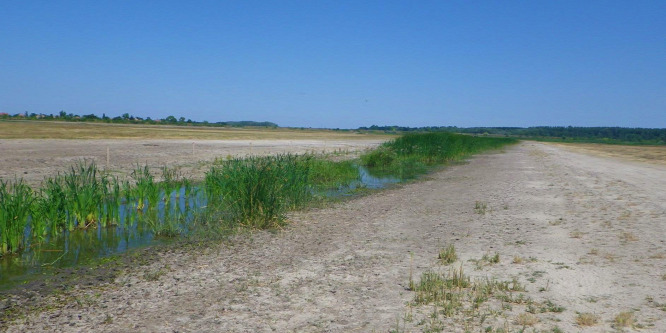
[0, 139, 384, 187]
[548, 142, 666, 166]
[2, 142, 665, 332]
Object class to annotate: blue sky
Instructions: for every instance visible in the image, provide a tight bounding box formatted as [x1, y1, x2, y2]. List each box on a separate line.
[1, 1, 664, 128]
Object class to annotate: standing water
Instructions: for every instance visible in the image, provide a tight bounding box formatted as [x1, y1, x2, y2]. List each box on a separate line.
[0, 166, 402, 289]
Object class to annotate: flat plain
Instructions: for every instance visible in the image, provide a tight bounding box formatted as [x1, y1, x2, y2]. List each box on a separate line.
[0, 121, 387, 186]
[1, 127, 665, 332]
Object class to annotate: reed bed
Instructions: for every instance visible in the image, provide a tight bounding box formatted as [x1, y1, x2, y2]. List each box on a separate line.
[0, 179, 34, 254]
[0, 162, 192, 256]
[0, 133, 516, 257]
[206, 155, 313, 229]
[361, 132, 517, 177]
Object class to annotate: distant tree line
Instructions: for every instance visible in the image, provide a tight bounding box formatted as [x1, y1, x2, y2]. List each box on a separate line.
[358, 125, 666, 145]
[0, 111, 278, 128]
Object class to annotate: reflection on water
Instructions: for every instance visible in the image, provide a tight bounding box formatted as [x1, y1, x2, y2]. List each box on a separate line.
[358, 166, 401, 189]
[0, 166, 403, 289]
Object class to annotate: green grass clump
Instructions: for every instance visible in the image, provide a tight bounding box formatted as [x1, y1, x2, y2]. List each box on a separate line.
[62, 162, 106, 229]
[360, 132, 517, 177]
[361, 147, 397, 167]
[307, 158, 360, 189]
[205, 154, 364, 229]
[409, 266, 470, 317]
[130, 165, 162, 211]
[438, 245, 457, 265]
[205, 154, 312, 228]
[0, 179, 34, 254]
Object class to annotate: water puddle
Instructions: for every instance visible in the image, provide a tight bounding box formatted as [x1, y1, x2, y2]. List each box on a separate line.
[0, 166, 403, 289]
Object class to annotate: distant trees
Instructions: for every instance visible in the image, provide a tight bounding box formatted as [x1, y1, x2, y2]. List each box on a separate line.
[357, 125, 666, 145]
[0, 111, 279, 128]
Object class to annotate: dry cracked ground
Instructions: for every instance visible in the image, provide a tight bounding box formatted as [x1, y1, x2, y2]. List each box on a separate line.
[2, 141, 665, 332]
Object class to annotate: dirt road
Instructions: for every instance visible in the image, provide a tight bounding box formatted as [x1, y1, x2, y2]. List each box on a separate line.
[3, 142, 665, 332]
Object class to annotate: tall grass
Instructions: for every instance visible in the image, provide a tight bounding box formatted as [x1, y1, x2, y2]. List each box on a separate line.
[62, 162, 105, 229]
[1, 161, 195, 256]
[306, 159, 360, 189]
[361, 132, 517, 175]
[1, 134, 516, 258]
[130, 165, 160, 211]
[205, 154, 312, 228]
[0, 179, 33, 254]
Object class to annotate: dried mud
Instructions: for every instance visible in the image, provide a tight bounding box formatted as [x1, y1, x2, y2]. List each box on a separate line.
[2, 142, 665, 332]
[0, 139, 383, 187]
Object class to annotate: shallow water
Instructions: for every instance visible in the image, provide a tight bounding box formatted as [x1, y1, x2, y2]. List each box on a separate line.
[0, 167, 402, 289]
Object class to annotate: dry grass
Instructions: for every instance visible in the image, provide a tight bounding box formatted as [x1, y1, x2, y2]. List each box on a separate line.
[549, 142, 666, 166]
[613, 311, 635, 328]
[569, 230, 583, 238]
[0, 120, 392, 140]
[514, 313, 539, 326]
[576, 312, 599, 326]
[619, 231, 639, 242]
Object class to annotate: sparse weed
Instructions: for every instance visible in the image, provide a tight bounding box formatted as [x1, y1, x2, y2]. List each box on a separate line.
[569, 230, 583, 238]
[576, 312, 599, 326]
[438, 245, 457, 265]
[515, 313, 539, 326]
[613, 311, 635, 328]
[474, 201, 488, 215]
[619, 231, 639, 242]
[471, 252, 500, 269]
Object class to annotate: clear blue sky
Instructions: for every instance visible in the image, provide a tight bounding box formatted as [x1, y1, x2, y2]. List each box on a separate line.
[1, 1, 664, 128]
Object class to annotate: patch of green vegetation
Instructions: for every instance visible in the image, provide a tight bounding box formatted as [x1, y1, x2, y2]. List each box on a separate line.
[306, 158, 360, 189]
[360, 132, 517, 178]
[205, 154, 312, 228]
[474, 201, 488, 215]
[438, 245, 457, 265]
[0, 179, 33, 254]
[470, 252, 500, 269]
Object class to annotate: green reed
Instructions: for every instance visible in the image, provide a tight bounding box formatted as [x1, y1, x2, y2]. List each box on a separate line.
[34, 176, 67, 239]
[205, 154, 312, 228]
[62, 162, 106, 230]
[0, 179, 34, 255]
[130, 165, 161, 211]
[306, 158, 360, 189]
[361, 132, 517, 175]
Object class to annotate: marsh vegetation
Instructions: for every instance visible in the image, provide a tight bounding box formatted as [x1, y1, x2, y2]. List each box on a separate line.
[0, 133, 516, 288]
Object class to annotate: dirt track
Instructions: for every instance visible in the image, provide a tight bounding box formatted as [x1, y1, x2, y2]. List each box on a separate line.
[3, 142, 666, 332]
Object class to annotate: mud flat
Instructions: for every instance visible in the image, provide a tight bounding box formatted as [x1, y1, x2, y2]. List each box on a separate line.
[0, 139, 384, 187]
[3, 142, 665, 332]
